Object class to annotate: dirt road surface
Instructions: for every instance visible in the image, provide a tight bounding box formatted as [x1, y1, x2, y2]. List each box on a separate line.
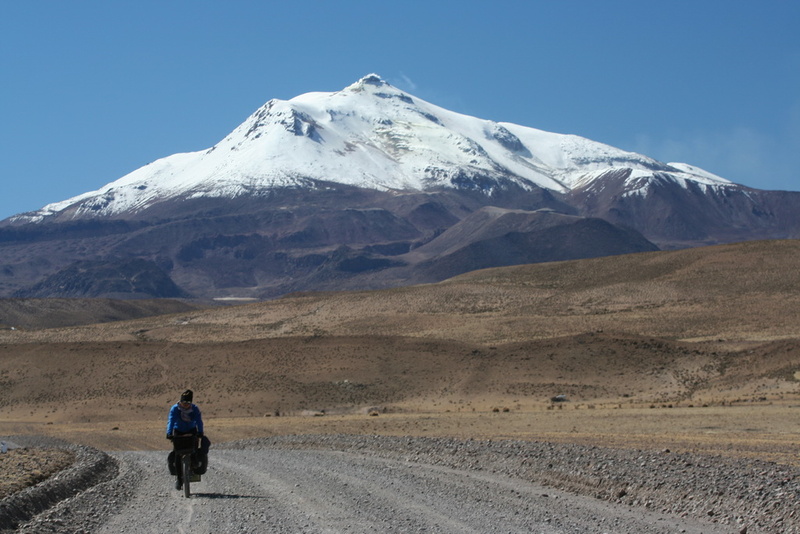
[9, 434, 795, 533]
[74, 447, 727, 534]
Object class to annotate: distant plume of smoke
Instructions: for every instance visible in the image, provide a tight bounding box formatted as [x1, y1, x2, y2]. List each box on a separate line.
[396, 73, 418, 92]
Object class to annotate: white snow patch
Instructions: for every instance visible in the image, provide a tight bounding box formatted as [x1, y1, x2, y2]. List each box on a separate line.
[10, 75, 740, 223]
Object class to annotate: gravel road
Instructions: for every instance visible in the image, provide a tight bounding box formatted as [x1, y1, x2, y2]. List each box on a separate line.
[5, 435, 798, 533]
[82, 448, 728, 534]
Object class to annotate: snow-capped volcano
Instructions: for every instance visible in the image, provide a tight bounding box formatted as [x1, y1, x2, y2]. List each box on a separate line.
[12, 74, 730, 223]
[2, 74, 798, 300]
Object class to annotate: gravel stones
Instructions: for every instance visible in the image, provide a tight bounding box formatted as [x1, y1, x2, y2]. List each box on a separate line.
[0, 436, 118, 533]
[0, 448, 75, 500]
[2, 434, 798, 533]
[223, 435, 800, 533]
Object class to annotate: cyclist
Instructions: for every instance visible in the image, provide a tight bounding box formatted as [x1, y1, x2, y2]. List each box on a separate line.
[166, 389, 208, 490]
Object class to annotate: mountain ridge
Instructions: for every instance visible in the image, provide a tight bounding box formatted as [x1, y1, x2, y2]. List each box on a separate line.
[1, 75, 798, 299]
[4, 74, 730, 225]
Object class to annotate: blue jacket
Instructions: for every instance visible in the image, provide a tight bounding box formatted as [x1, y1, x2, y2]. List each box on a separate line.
[167, 403, 204, 436]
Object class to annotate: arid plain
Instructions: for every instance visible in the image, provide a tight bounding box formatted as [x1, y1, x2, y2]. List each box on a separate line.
[1, 240, 799, 466]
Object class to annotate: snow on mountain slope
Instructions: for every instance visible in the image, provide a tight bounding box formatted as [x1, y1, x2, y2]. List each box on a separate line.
[10, 74, 733, 223]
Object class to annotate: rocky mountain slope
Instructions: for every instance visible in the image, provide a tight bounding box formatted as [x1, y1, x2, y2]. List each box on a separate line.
[2, 75, 798, 299]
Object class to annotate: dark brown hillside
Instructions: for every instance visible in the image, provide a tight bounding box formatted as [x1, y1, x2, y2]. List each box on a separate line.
[569, 171, 800, 247]
[0, 298, 202, 330]
[2, 240, 799, 345]
[13, 259, 191, 299]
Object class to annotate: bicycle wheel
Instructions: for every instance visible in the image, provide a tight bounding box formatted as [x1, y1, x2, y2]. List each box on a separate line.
[182, 455, 191, 498]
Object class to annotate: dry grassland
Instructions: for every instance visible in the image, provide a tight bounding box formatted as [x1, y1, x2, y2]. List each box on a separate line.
[1, 240, 799, 466]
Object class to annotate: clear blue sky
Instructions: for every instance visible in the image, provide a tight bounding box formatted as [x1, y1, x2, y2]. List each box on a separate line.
[2, 1, 798, 220]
